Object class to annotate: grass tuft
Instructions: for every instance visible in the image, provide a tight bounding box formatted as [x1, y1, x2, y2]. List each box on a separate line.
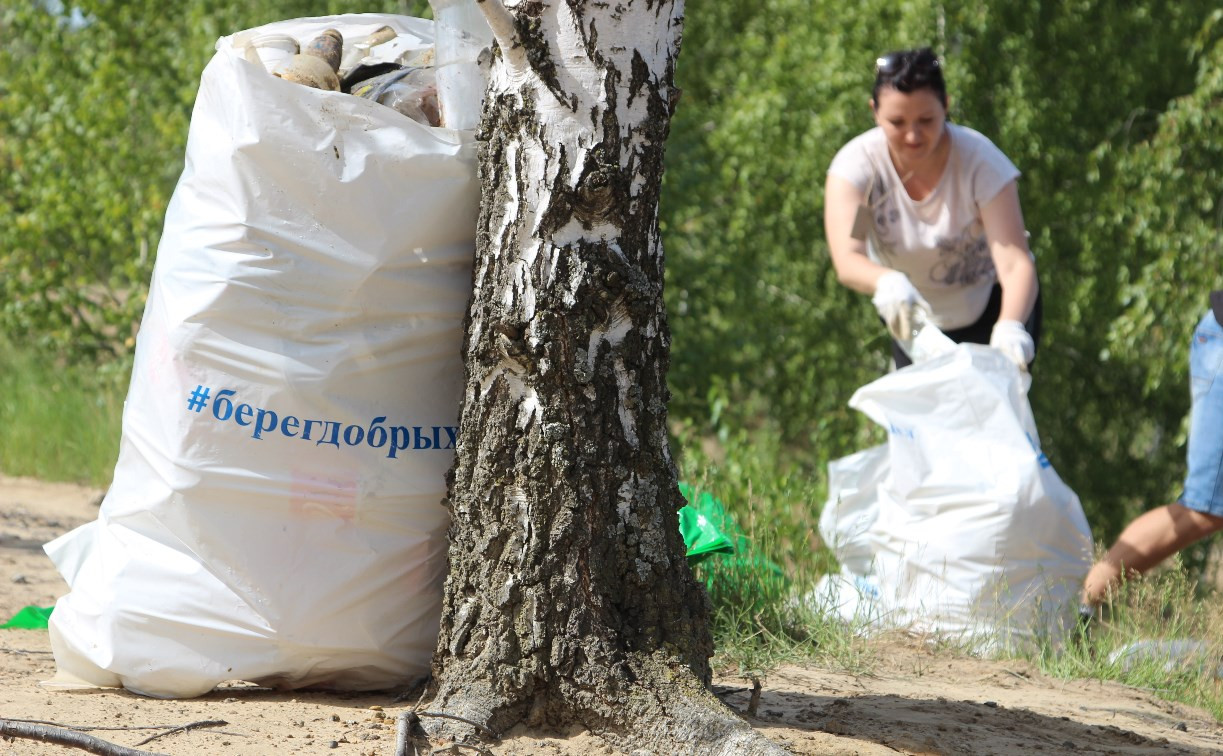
[675, 422, 875, 676]
[0, 338, 129, 486]
[1030, 560, 1223, 719]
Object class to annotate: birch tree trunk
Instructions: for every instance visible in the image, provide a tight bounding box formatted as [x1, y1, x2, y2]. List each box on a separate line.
[423, 1, 782, 752]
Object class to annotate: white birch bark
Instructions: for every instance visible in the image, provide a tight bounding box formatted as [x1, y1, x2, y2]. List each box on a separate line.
[425, 2, 785, 753]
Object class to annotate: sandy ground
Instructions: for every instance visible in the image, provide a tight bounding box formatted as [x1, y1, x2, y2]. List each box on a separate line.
[3, 474, 1223, 755]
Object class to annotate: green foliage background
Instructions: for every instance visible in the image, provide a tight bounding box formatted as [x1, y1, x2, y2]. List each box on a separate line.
[1, 2, 1221, 553]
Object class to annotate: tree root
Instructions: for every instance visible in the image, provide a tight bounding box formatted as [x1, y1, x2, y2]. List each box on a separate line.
[420, 664, 787, 755]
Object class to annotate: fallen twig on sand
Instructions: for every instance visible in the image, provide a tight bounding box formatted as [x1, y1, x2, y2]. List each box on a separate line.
[1, 716, 232, 737]
[395, 710, 418, 756]
[0, 718, 167, 756]
[748, 675, 763, 717]
[132, 719, 228, 746]
[432, 743, 494, 755]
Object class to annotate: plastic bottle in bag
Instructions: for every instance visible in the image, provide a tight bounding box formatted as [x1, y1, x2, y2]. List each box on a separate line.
[896, 307, 956, 364]
[430, 0, 494, 129]
[351, 67, 441, 127]
[275, 29, 344, 91]
[301, 28, 343, 73]
[276, 53, 340, 91]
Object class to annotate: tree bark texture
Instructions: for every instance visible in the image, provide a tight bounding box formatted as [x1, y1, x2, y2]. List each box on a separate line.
[425, 1, 779, 753]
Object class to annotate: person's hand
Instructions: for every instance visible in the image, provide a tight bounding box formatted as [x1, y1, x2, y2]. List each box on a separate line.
[990, 319, 1035, 369]
[872, 270, 931, 341]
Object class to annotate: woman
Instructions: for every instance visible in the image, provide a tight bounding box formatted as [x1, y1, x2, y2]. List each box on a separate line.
[824, 47, 1041, 369]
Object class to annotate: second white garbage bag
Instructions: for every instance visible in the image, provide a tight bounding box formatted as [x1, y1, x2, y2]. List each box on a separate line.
[43, 14, 478, 698]
[815, 344, 1094, 651]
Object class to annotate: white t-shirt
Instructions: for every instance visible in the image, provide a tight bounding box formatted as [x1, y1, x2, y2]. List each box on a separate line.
[828, 123, 1021, 329]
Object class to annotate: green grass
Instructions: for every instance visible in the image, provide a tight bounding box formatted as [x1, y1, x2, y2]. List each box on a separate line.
[0, 339, 129, 486]
[674, 421, 877, 676]
[1030, 560, 1223, 720]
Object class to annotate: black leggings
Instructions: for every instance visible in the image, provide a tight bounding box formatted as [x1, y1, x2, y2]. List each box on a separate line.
[890, 283, 1043, 369]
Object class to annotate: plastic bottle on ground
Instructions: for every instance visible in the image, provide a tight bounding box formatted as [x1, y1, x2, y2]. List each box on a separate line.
[1107, 638, 1223, 677]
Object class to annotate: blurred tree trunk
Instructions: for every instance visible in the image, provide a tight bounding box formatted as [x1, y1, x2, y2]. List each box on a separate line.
[423, 0, 781, 752]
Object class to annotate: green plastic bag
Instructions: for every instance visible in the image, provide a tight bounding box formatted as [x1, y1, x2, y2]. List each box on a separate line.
[1, 605, 53, 630]
[678, 483, 788, 587]
[679, 503, 735, 564]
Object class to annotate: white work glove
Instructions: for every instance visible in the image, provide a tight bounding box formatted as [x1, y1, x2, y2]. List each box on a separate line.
[872, 270, 932, 342]
[990, 319, 1035, 369]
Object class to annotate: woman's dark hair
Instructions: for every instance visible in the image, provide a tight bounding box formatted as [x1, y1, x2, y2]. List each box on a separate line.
[872, 47, 947, 107]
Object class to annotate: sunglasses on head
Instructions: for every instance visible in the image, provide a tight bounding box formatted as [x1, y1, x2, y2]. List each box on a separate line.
[875, 51, 940, 76]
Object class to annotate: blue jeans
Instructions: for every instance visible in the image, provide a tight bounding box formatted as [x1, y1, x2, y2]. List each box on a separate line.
[1181, 311, 1223, 516]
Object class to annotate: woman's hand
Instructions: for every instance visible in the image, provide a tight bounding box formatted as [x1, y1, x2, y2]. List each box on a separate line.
[990, 320, 1035, 370]
[873, 270, 932, 341]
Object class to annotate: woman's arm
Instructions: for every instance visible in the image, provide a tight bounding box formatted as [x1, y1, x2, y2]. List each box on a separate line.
[981, 180, 1039, 323]
[824, 173, 893, 294]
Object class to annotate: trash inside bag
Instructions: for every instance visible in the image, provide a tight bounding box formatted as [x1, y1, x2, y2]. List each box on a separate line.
[350, 66, 440, 126]
[237, 13, 476, 129]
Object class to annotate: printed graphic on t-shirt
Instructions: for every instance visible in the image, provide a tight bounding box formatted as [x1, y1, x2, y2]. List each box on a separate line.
[868, 179, 902, 256]
[869, 178, 900, 227]
[930, 231, 995, 287]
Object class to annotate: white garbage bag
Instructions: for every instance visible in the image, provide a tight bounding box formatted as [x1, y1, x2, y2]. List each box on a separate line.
[43, 14, 477, 698]
[814, 341, 1094, 651]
